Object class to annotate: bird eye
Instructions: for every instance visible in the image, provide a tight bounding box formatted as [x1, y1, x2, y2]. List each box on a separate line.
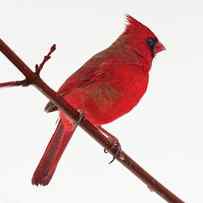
[146, 37, 158, 54]
[146, 37, 157, 48]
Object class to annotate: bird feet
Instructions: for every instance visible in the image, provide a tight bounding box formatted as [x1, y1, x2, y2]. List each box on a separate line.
[104, 135, 122, 164]
[98, 126, 122, 164]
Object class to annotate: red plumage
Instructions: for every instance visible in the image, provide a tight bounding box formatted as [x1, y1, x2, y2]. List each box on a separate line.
[32, 15, 165, 185]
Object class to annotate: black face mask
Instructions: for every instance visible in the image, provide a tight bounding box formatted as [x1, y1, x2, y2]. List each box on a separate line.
[146, 37, 158, 56]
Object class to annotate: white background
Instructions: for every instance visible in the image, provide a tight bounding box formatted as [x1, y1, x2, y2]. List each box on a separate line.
[0, 1, 202, 202]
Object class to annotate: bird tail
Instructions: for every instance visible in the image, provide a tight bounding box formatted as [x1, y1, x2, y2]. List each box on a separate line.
[32, 119, 76, 186]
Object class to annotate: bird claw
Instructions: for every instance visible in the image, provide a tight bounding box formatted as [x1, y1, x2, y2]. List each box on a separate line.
[98, 126, 122, 164]
[104, 135, 122, 164]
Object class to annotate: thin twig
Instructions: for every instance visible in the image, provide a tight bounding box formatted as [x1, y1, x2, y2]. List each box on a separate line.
[0, 79, 28, 88]
[35, 44, 56, 75]
[0, 38, 185, 203]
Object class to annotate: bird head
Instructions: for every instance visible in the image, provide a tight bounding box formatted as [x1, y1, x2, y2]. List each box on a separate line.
[124, 15, 165, 59]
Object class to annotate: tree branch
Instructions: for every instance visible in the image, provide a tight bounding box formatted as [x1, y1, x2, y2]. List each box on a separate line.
[0, 38, 184, 203]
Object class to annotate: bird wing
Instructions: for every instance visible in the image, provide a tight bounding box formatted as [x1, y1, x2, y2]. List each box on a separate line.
[45, 47, 145, 113]
[58, 50, 114, 95]
[45, 50, 115, 112]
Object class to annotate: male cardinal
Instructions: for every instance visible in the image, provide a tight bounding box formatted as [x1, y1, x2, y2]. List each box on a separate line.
[32, 15, 165, 186]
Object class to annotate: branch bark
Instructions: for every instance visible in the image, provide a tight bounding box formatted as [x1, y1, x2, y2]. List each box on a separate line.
[0, 38, 184, 203]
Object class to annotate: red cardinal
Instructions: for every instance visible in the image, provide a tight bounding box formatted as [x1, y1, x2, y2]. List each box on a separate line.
[32, 15, 165, 186]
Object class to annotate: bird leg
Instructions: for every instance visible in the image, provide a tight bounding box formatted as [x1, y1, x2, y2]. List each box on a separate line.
[69, 111, 85, 135]
[76, 111, 85, 126]
[98, 126, 121, 164]
[0, 44, 56, 89]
